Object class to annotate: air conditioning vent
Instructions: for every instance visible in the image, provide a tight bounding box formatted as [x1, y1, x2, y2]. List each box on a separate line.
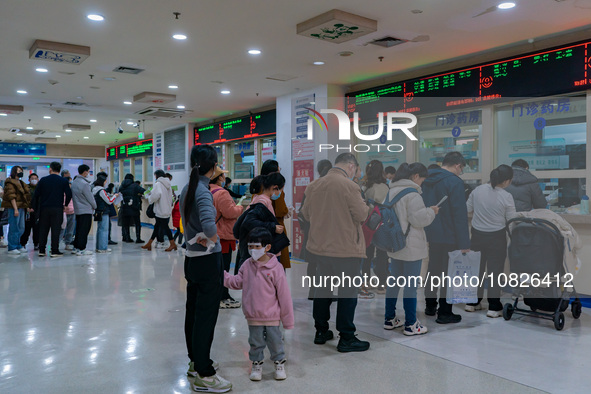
[63, 101, 86, 106]
[266, 74, 298, 82]
[136, 107, 185, 118]
[133, 92, 176, 104]
[113, 66, 145, 74]
[368, 36, 408, 48]
[63, 123, 91, 131]
[0, 105, 24, 115]
[6, 128, 46, 136]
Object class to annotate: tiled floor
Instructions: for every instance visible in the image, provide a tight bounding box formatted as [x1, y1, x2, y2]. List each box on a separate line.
[1, 228, 589, 393]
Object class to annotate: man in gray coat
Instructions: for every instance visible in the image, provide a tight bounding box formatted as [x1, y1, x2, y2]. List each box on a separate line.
[71, 164, 97, 255]
[505, 159, 547, 212]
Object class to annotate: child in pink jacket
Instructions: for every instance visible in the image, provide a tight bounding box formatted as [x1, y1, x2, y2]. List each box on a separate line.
[224, 227, 294, 382]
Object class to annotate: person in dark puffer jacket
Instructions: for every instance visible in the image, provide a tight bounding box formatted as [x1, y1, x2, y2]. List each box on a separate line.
[504, 159, 547, 212]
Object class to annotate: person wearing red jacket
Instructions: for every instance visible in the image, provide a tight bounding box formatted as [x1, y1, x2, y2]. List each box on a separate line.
[171, 199, 182, 244]
[210, 166, 244, 308]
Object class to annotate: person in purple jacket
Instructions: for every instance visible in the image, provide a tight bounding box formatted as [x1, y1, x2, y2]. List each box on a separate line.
[224, 227, 294, 382]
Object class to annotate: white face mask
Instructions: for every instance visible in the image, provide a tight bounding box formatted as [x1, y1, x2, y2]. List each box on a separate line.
[248, 244, 267, 261]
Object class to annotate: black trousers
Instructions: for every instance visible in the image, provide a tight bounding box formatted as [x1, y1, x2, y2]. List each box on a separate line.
[424, 242, 456, 315]
[361, 244, 389, 285]
[310, 252, 360, 340]
[468, 228, 507, 311]
[74, 214, 93, 251]
[21, 216, 39, 247]
[38, 207, 63, 253]
[173, 229, 184, 244]
[122, 215, 142, 241]
[184, 252, 223, 377]
[220, 251, 233, 300]
[151, 217, 173, 242]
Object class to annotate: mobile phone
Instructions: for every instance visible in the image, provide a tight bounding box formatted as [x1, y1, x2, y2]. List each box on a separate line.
[436, 195, 448, 207]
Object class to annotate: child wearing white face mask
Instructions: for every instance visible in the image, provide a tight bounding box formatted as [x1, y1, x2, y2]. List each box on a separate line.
[224, 227, 294, 382]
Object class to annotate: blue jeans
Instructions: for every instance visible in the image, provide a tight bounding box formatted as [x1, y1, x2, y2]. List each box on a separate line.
[385, 259, 422, 326]
[7, 208, 25, 251]
[60, 214, 76, 245]
[95, 213, 109, 250]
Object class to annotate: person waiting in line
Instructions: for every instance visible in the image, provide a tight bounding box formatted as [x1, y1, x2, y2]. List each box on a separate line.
[171, 199, 183, 244]
[383, 163, 439, 335]
[233, 173, 289, 274]
[384, 165, 397, 185]
[20, 173, 39, 250]
[505, 159, 547, 212]
[120, 174, 146, 243]
[143, 169, 175, 251]
[421, 151, 470, 324]
[105, 183, 118, 245]
[427, 164, 441, 170]
[260, 159, 292, 271]
[360, 160, 389, 298]
[0, 184, 5, 247]
[60, 176, 76, 250]
[465, 165, 516, 318]
[60, 169, 71, 179]
[2, 165, 31, 255]
[223, 177, 243, 199]
[34, 161, 72, 258]
[209, 165, 244, 309]
[71, 164, 97, 255]
[92, 176, 119, 253]
[300, 153, 371, 353]
[181, 144, 232, 393]
[224, 227, 294, 382]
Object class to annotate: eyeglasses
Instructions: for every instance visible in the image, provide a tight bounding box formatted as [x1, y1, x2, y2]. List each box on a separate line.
[458, 165, 465, 175]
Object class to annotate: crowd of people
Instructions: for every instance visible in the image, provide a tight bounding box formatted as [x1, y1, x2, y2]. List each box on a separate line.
[0, 148, 550, 393]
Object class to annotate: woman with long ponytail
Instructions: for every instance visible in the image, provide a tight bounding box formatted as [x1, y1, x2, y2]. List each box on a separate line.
[465, 164, 516, 318]
[180, 144, 232, 392]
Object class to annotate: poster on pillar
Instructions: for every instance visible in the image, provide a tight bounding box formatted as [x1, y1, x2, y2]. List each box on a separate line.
[292, 159, 314, 258]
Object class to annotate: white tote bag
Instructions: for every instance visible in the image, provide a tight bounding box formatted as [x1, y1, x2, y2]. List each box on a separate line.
[446, 250, 481, 304]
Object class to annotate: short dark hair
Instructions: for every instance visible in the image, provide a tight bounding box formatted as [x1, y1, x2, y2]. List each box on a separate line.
[335, 153, 358, 167]
[29, 173, 38, 179]
[511, 159, 529, 169]
[384, 166, 396, 175]
[393, 162, 428, 183]
[154, 169, 166, 179]
[225, 176, 232, 186]
[50, 161, 61, 173]
[317, 159, 332, 177]
[96, 171, 108, 178]
[261, 160, 280, 176]
[442, 152, 466, 167]
[124, 173, 134, 180]
[248, 227, 273, 247]
[78, 164, 90, 175]
[427, 164, 441, 170]
[135, 180, 141, 185]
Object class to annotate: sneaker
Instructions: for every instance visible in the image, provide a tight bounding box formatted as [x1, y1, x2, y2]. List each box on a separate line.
[95, 249, 112, 254]
[18, 247, 27, 253]
[383, 317, 403, 330]
[191, 373, 232, 393]
[314, 330, 334, 345]
[77, 250, 94, 256]
[50, 251, 64, 258]
[436, 313, 462, 324]
[226, 299, 241, 308]
[155, 242, 166, 249]
[71, 248, 79, 254]
[108, 240, 118, 245]
[38, 250, 46, 257]
[465, 303, 482, 312]
[337, 336, 370, 353]
[219, 301, 230, 309]
[425, 305, 437, 316]
[187, 361, 219, 377]
[65, 245, 74, 250]
[274, 359, 287, 380]
[403, 320, 428, 336]
[486, 310, 502, 318]
[249, 361, 263, 381]
[7, 249, 20, 255]
[358, 288, 375, 299]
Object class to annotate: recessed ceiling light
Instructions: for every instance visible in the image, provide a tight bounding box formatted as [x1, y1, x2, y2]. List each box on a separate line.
[16, 90, 27, 94]
[313, 61, 325, 65]
[87, 14, 104, 21]
[103, 77, 116, 81]
[0, 113, 7, 116]
[90, 119, 97, 123]
[177, 105, 185, 109]
[43, 116, 51, 119]
[65, 129, 72, 132]
[168, 85, 179, 89]
[173, 34, 187, 40]
[26, 126, 33, 130]
[36, 68, 49, 73]
[99, 130, 106, 134]
[83, 136, 89, 139]
[221, 90, 231, 95]
[16, 133, 23, 136]
[497, 2, 516, 9]
[127, 122, 134, 125]
[123, 101, 132, 105]
[56, 135, 61, 138]
[248, 49, 261, 55]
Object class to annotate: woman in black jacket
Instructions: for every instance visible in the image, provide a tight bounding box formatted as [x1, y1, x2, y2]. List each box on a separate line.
[119, 174, 146, 243]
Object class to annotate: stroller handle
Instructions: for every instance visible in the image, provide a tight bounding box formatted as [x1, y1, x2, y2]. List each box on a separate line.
[505, 217, 563, 240]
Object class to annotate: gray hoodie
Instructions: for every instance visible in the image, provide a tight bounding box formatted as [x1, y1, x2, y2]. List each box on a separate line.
[505, 166, 547, 212]
[71, 175, 97, 215]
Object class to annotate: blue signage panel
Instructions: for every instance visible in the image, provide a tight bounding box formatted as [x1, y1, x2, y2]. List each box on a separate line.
[0, 143, 46, 156]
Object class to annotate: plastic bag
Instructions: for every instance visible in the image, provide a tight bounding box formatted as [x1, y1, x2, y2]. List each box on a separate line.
[446, 250, 481, 304]
[61, 212, 67, 230]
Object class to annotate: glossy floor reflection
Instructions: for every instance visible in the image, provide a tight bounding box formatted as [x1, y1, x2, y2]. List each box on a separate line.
[1, 227, 590, 393]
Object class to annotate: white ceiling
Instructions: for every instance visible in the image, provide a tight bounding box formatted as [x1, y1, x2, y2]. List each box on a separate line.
[1, 0, 590, 148]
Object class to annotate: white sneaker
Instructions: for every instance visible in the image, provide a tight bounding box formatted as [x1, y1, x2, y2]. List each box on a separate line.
[487, 310, 502, 318]
[249, 361, 263, 381]
[383, 317, 403, 330]
[71, 248, 79, 254]
[18, 248, 27, 253]
[77, 250, 94, 256]
[403, 320, 428, 336]
[465, 303, 482, 312]
[95, 249, 112, 254]
[65, 245, 74, 250]
[274, 359, 287, 380]
[7, 249, 20, 255]
[155, 242, 167, 249]
[191, 373, 232, 393]
[187, 361, 219, 377]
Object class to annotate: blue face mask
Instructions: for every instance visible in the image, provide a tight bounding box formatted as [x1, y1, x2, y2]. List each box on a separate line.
[271, 191, 281, 200]
[221, 181, 226, 188]
[386, 179, 391, 185]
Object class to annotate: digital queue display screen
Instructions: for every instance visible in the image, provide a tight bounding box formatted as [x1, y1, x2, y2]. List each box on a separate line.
[106, 139, 153, 161]
[346, 39, 591, 118]
[194, 109, 276, 145]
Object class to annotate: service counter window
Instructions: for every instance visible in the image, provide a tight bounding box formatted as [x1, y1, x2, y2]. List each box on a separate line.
[496, 96, 586, 170]
[355, 124, 406, 174]
[418, 110, 482, 173]
[122, 159, 131, 180]
[538, 178, 586, 212]
[233, 141, 255, 179]
[146, 156, 153, 183]
[261, 138, 277, 162]
[134, 158, 143, 182]
[112, 161, 120, 183]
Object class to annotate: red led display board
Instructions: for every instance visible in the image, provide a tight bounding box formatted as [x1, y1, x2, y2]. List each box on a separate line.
[194, 110, 276, 145]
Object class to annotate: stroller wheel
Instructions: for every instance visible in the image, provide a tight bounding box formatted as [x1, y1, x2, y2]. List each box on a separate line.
[503, 303, 514, 320]
[553, 312, 565, 331]
[572, 300, 582, 319]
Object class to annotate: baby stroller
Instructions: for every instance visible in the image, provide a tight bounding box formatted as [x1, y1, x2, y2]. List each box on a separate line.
[503, 213, 582, 331]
